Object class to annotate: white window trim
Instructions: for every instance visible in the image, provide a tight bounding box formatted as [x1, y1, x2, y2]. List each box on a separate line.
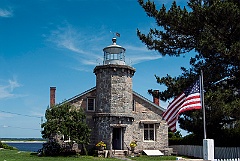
[87, 97, 95, 111]
[143, 124, 156, 142]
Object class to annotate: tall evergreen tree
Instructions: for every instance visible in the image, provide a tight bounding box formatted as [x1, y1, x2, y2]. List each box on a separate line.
[138, 0, 240, 145]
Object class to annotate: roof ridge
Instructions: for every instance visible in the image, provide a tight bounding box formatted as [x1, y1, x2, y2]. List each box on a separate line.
[63, 86, 96, 103]
[133, 90, 165, 112]
[61, 87, 165, 112]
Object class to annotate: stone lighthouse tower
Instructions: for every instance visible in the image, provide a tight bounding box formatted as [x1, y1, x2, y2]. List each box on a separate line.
[93, 37, 136, 150]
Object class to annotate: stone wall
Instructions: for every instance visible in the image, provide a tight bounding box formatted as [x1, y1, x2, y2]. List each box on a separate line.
[68, 89, 168, 151]
[93, 113, 134, 150]
[126, 94, 168, 150]
[93, 64, 136, 150]
[94, 64, 135, 114]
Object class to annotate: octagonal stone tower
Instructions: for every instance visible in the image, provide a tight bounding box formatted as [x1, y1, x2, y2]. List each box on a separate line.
[93, 38, 136, 150]
[94, 38, 135, 113]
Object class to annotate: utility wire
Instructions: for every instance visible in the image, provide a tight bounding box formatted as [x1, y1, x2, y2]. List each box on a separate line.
[0, 110, 44, 131]
[0, 110, 43, 118]
[0, 124, 40, 131]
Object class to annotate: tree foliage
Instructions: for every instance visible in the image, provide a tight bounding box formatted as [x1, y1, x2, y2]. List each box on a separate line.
[41, 103, 91, 150]
[0, 141, 18, 150]
[138, 0, 240, 145]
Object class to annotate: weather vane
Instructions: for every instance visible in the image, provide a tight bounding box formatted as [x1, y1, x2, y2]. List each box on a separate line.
[110, 31, 120, 37]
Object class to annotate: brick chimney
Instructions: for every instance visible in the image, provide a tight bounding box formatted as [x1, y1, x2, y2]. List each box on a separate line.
[50, 87, 56, 107]
[153, 90, 159, 106]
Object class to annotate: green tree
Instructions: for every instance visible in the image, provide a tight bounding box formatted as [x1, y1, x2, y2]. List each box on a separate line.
[138, 0, 240, 145]
[41, 103, 91, 154]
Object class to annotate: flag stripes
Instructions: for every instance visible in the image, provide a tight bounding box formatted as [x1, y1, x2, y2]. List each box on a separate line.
[179, 94, 201, 114]
[162, 80, 201, 132]
[163, 93, 185, 122]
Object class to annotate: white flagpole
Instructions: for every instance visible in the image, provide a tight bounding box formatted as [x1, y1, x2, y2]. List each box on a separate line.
[201, 70, 214, 161]
[200, 70, 207, 139]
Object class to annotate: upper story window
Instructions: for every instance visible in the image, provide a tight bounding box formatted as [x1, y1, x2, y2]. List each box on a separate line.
[87, 98, 95, 111]
[144, 124, 155, 141]
[132, 99, 136, 111]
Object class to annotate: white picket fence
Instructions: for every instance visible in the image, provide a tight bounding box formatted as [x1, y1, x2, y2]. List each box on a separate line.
[214, 159, 240, 161]
[170, 145, 240, 160]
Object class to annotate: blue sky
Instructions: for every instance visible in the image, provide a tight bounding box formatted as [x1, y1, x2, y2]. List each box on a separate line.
[0, 0, 191, 138]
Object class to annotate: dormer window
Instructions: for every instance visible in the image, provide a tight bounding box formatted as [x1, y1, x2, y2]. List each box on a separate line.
[87, 98, 95, 111]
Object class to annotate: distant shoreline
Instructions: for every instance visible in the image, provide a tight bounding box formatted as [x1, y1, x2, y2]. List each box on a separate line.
[1, 141, 46, 143]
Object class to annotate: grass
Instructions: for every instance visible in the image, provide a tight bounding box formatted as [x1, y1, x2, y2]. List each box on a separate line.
[0, 149, 117, 161]
[0, 142, 18, 150]
[0, 149, 183, 161]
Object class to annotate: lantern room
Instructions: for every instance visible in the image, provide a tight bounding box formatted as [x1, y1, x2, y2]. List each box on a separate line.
[103, 37, 126, 65]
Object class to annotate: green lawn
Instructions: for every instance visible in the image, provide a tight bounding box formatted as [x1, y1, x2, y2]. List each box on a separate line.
[0, 149, 117, 161]
[0, 149, 180, 161]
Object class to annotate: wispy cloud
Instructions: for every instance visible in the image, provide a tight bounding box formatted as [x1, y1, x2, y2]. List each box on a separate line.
[123, 44, 162, 65]
[0, 78, 21, 99]
[48, 24, 102, 58]
[47, 23, 162, 69]
[72, 66, 92, 72]
[0, 8, 13, 18]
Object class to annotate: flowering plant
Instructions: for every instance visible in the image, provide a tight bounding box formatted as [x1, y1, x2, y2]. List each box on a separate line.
[96, 141, 106, 147]
[129, 140, 137, 148]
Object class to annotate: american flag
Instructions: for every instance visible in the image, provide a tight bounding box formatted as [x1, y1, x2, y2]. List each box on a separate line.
[162, 80, 202, 132]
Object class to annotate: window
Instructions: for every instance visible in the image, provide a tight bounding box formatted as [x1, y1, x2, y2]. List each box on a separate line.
[132, 100, 136, 111]
[87, 98, 95, 111]
[144, 124, 155, 141]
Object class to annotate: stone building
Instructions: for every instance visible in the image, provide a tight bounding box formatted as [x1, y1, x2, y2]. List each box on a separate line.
[50, 38, 168, 152]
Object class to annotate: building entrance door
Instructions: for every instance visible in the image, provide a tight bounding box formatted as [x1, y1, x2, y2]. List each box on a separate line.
[112, 128, 122, 150]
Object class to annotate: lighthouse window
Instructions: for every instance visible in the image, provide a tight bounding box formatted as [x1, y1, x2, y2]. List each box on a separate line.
[113, 54, 117, 60]
[106, 53, 110, 60]
[87, 98, 95, 111]
[119, 53, 123, 60]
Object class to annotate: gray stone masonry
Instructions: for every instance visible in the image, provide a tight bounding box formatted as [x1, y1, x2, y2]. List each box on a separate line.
[93, 64, 136, 149]
[94, 64, 135, 114]
[124, 94, 168, 151]
[67, 88, 168, 151]
[65, 62, 168, 151]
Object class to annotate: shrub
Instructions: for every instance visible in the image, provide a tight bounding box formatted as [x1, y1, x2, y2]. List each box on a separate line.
[41, 140, 61, 156]
[0, 141, 18, 150]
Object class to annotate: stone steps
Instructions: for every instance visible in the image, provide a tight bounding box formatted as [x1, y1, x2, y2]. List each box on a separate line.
[112, 150, 128, 158]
